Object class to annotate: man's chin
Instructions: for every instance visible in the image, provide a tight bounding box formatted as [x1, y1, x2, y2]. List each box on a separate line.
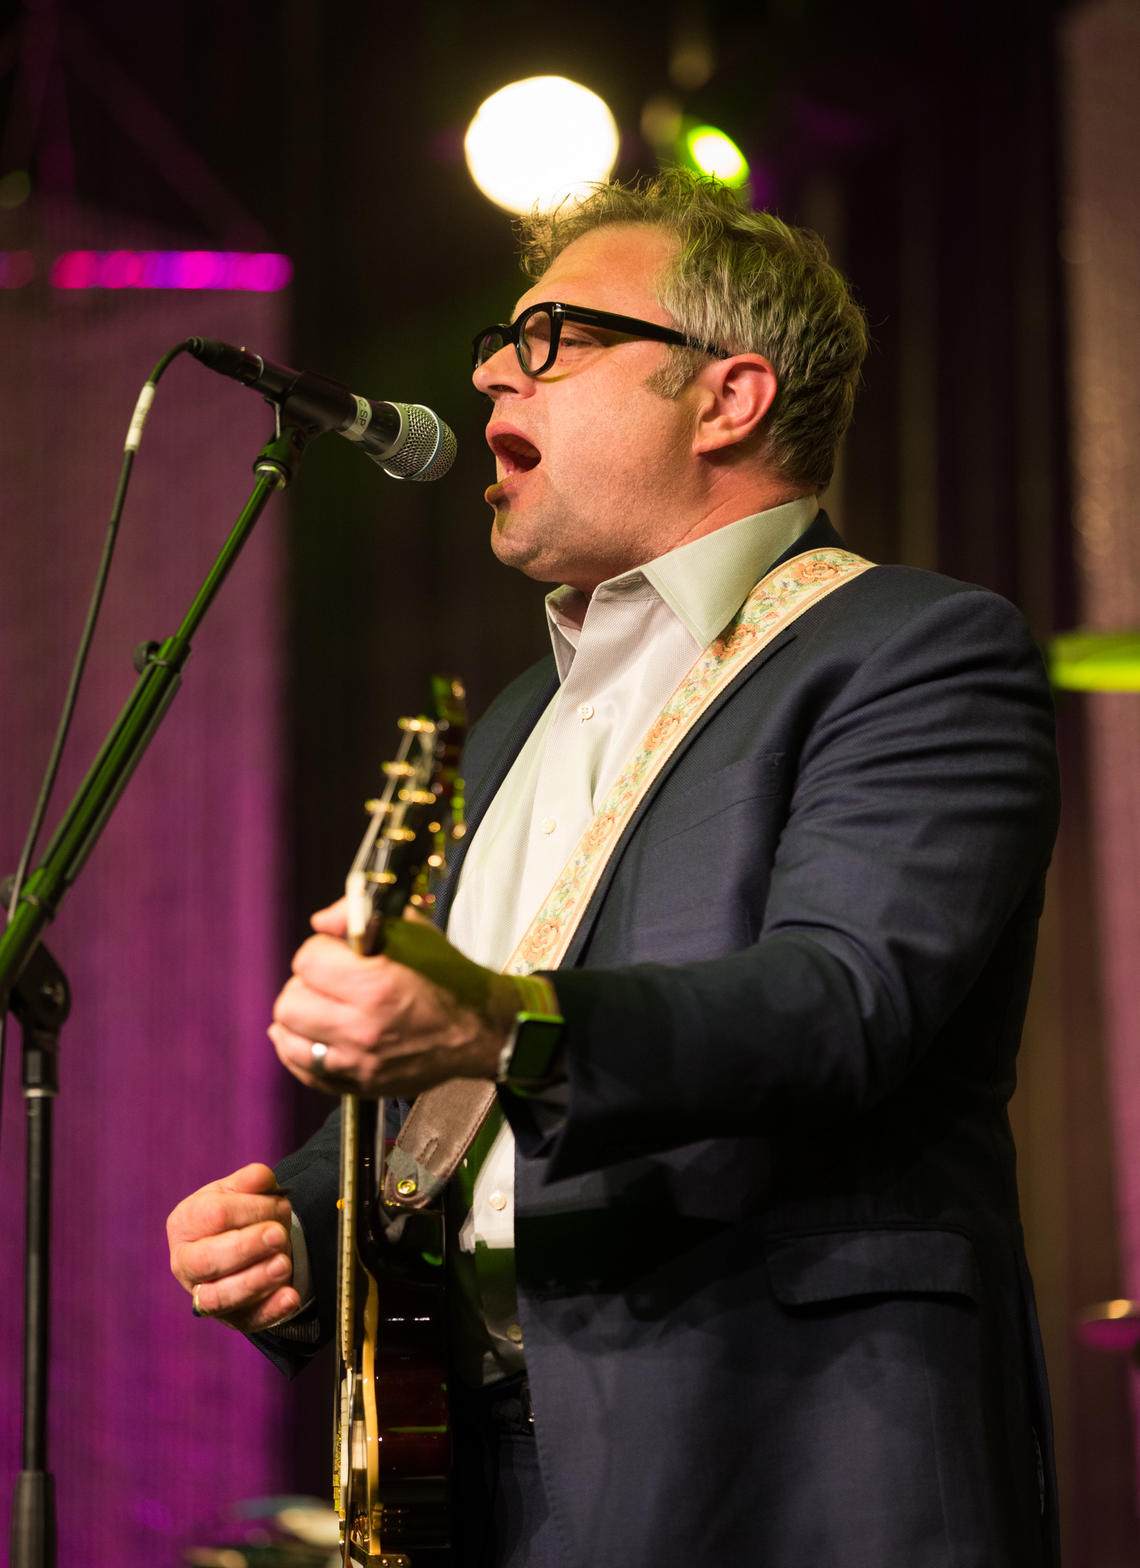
[489, 520, 536, 570]
[489, 517, 565, 584]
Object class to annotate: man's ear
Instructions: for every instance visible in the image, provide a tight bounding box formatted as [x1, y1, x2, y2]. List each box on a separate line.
[691, 355, 778, 455]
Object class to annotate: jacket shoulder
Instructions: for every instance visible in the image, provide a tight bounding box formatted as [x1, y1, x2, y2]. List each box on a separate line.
[801, 559, 1045, 657]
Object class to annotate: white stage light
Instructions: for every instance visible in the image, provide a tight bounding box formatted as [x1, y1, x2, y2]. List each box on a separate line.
[465, 77, 620, 215]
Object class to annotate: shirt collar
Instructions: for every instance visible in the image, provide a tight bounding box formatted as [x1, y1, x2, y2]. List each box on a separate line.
[545, 495, 820, 671]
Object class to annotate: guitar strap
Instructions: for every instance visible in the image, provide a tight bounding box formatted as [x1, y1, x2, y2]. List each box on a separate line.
[383, 546, 874, 1210]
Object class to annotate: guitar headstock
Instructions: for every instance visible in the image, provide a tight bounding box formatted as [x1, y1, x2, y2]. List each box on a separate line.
[345, 676, 466, 956]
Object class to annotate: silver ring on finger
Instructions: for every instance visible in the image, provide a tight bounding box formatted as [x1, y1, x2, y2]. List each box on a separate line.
[309, 1040, 330, 1076]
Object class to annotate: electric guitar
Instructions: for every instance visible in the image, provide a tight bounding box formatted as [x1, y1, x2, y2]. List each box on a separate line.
[335, 675, 466, 1567]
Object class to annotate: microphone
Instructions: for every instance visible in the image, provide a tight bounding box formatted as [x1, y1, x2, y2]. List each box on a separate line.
[187, 337, 456, 481]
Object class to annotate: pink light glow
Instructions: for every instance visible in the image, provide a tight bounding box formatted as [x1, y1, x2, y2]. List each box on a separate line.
[175, 250, 222, 288]
[102, 250, 145, 288]
[42, 250, 292, 291]
[50, 250, 98, 288]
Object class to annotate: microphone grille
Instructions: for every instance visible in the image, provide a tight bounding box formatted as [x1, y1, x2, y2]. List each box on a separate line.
[383, 404, 457, 482]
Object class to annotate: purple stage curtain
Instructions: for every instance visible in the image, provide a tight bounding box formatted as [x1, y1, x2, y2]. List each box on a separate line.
[1061, 0, 1140, 1512]
[0, 204, 295, 1563]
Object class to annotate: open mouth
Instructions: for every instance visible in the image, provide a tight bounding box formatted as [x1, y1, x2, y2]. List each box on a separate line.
[489, 430, 542, 475]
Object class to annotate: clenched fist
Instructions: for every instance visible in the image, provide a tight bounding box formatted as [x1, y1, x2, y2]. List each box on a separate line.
[167, 1162, 298, 1333]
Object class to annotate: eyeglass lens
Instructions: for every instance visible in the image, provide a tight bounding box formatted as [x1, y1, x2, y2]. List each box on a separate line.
[475, 306, 557, 374]
[474, 326, 507, 367]
[517, 307, 555, 373]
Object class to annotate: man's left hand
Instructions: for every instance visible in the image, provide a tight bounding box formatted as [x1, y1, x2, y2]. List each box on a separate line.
[269, 900, 519, 1097]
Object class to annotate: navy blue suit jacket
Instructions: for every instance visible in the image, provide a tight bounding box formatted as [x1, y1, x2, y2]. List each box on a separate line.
[272, 515, 1061, 1567]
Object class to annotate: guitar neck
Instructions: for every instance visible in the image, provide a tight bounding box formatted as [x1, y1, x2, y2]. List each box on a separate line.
[338, 920, 378, 1363]
[337, 1093, 360, 1367]
[338, 1090, 386, 1360]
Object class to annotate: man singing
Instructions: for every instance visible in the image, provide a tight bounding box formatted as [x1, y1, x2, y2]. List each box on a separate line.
[167, 171, 1060, 1567]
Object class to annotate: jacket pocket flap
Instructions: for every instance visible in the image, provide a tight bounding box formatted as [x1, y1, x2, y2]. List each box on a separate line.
[764, 1227, 980, 1306]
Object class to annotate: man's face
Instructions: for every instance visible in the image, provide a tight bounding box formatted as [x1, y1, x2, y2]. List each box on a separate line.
[472, 223, 708, 593]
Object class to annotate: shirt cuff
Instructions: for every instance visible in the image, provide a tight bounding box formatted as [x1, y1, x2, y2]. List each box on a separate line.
[262, 1211, 319, 1344]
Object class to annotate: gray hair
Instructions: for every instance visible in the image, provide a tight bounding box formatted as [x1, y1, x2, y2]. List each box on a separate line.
[517, 171, 868, 490]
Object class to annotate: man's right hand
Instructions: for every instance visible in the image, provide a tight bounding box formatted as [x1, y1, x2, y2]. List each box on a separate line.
[167, 1162, 299, 1333]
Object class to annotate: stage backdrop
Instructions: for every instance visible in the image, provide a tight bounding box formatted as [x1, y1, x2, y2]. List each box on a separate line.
[0, 201, 294, 1564]
[1062, 0, 1140, 1504]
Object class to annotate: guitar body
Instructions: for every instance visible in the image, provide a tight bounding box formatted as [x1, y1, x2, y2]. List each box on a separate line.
[338, 1102, 450, 1565]
[334, 678, 466, 1567]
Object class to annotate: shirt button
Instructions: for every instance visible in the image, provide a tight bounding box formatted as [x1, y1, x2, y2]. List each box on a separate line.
[488, 1190, 507, 1211]
[577, 702, 595, 721]
[507, 1324, 523, 1343]
[539, 816, 557, 834]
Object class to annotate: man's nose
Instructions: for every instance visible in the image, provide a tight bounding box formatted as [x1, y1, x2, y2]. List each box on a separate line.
[472, 342, 532, 398]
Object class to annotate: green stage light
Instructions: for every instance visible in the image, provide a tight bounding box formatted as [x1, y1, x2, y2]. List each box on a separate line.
[0, 170, 31, 208]
[682, 123, 749, 186]
[1049, 630, 1140, 691]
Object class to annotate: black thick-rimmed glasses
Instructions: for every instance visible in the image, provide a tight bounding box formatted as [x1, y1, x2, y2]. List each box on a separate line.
[471, 301, 730, 378]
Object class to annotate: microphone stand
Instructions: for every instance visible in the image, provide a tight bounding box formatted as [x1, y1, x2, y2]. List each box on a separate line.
[1, 422, 310, 1568]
